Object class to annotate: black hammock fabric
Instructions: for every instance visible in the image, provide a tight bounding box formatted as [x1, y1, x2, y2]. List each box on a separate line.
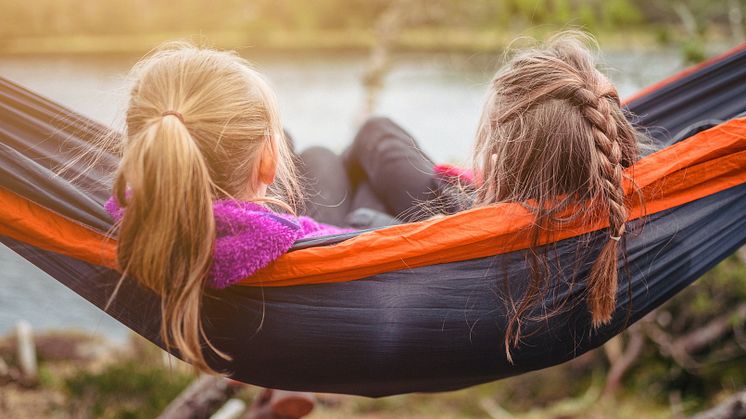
[1, 46, 746, 397]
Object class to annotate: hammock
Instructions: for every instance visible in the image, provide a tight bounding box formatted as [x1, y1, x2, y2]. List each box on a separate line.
[1, 44, 746, 397]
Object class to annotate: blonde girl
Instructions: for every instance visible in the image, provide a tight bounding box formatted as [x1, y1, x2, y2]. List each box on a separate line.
[106, 42, 349, 372]
[285, 31, 643, 362]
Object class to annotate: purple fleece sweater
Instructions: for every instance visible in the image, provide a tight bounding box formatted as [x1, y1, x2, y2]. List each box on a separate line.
[105, 198, 351, 289]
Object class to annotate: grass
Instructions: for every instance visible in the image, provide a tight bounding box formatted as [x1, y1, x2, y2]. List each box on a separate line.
[63, 360, 193, 419]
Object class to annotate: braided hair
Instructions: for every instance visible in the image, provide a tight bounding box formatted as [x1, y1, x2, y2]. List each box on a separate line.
[473, 31, 640, 360]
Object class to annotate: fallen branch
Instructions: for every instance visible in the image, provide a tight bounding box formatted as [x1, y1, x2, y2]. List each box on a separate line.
[690, 390, 746, 419]
[157, 374, 240, 419]
[479, 397, 514, 419]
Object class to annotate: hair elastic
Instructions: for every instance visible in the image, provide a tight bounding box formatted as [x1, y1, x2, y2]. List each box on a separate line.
[161, 110, 185, 123]
[609, 235, 622, 242]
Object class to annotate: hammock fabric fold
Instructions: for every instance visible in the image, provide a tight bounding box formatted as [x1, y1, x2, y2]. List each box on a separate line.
[1, 44, 746, 396]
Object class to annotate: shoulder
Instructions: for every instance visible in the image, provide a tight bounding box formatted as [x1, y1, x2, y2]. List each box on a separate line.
[209, 200, 303, 288]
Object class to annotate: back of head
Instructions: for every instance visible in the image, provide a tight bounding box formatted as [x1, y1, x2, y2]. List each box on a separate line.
[473, 32, 641, 357]
[475, 32, 639, 207]
[111, 42, 299, 371]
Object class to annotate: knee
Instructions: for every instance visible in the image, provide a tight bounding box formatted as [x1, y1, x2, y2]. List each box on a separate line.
[354, 116, 405, 150]
[362, 116, 396, 129]
[298, 146, 341, 177]
[358, 116, 396, 137]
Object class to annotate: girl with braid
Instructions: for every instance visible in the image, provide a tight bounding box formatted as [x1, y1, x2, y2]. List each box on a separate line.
[471, 32, 642, 358]
[303, 32, 643, 363]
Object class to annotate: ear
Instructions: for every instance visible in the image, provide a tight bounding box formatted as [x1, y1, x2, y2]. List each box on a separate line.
[258, 136, 278, 186]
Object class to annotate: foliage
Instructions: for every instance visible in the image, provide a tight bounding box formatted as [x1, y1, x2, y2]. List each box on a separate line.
[0, 0, 742, 43]
[629, 256, 746, 412]
[63, 360, 192, 419]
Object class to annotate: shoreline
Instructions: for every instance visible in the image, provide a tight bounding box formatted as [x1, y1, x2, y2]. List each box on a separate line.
[0, 27, 725, 57]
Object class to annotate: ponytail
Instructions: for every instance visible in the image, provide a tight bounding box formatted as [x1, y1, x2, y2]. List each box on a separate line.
[110, 43, 302, 372]
[114, 114, 226, 371]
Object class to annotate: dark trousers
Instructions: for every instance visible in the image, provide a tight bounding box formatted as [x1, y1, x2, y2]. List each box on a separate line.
[298, 117, 450, 227]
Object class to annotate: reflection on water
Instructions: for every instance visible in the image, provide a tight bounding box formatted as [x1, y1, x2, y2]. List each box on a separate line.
[0, 49, 684, 340]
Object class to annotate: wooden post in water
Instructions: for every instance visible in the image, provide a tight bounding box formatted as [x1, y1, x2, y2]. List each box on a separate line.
[15, 320, 37, 386]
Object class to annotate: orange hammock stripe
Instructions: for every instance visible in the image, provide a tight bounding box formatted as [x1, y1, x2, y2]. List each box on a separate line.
[2, 118, 746, 287]
[0, 190, 117, 269]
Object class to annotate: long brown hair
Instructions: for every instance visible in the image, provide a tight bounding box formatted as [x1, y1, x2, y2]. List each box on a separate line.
[473, 32, 641, 360]
[110, 42, 300, 371]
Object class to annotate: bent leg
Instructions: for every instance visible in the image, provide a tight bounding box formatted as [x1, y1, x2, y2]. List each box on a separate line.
[350, 181, 387, 214]
[345, 117, 441, 221]
[297, 146, 352, 226]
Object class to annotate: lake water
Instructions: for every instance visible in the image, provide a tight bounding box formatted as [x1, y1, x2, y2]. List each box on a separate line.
[0, 48, 686, 342]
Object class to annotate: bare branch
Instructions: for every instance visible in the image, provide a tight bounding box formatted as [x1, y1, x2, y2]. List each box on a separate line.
[678, 304, 746, 354]
[644, 321, 700, 369]
[644, 303, 746, 371]
[603, 324, 647, 396]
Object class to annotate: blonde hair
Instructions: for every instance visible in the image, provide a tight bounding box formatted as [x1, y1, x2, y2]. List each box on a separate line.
[111, 42, 300, 371]
[473, 32, 641, 360]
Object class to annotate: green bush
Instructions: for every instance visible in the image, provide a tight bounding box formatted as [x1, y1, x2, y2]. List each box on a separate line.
[681, 40, 706, 64]
[64, 360, 192, 419]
